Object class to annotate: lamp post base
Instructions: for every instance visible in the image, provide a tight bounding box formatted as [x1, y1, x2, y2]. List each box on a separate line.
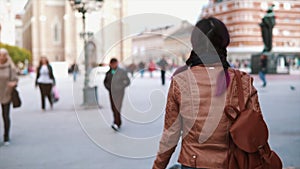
[83, 86, 98, 107]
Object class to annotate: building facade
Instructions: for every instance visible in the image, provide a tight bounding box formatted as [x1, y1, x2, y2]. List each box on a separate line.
[22, 0, 79, 66]
[0, 0, 15, 45]
[15, 14, 23, 48]
[131, 21, 193, 66]
[201, 0, 300, 62]
[22, 0, 131, 67]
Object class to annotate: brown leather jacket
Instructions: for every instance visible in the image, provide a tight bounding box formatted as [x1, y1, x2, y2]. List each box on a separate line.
[152, 66, 261, 169]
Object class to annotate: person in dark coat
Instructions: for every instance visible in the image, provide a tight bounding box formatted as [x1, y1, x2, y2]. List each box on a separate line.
[104, 58, 130, 131]
[259, 54, 268, 87]
[35, 57, 56, 111]
[70, 62, 79, 82]
[138, 61, 146, 78]
[157, 57, 169, 85]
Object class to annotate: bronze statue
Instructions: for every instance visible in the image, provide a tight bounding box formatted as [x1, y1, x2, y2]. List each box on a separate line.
[259, 5, 276, 52]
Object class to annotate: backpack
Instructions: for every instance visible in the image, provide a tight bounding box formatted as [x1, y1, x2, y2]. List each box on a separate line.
[224, 70, 282, 169]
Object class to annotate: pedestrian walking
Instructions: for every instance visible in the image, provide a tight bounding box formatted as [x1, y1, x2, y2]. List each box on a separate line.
[157, 57, 169, 85]
[152, 17, 275, 169]
[104, 58, 130, 131]
[0, 48, 18, 145]
[259, 54, 268, 87]
[127, 62, 137, 77]
[35, 57, 56, 111]
[70, 62, 79, 82]
[138, 61, 145, 78]
[148, 60, 156, 78]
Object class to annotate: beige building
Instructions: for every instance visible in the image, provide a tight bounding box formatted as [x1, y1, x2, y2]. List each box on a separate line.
[0, 0, 15, 45]
[131, 21, 194, 66]
[98, 0, 131, 64]
[22, 0, 130, 67]
[15, 14, 23, 48]
[22, 0, 74, 66]
[164, 21, 194, 65]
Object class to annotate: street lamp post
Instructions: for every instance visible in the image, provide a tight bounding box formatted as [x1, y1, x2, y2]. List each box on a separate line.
[69, 0, 103, 106]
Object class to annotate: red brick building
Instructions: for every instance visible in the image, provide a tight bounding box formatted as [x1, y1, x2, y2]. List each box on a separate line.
[201, 0, 300, 68]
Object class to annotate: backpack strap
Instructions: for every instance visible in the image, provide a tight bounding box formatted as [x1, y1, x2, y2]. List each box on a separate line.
[234, 70, 245, 111]
[224, 70, 245, 121]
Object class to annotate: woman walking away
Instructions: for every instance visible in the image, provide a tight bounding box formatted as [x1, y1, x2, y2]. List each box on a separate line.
[35, 57, 56, 111]
[0, 48, 18, 146]
[153, 17, 269, 169]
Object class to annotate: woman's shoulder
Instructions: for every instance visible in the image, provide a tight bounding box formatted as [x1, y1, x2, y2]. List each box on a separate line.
[228, 68, 252, 81]
[172, 65, 189, 77]
[228, 68, 254, 96]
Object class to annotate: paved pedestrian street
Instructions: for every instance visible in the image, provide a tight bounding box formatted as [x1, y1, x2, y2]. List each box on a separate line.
[0, 71, 299, 169]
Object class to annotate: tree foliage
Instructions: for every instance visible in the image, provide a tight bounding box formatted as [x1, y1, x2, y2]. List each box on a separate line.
[0, 43, 32, 64]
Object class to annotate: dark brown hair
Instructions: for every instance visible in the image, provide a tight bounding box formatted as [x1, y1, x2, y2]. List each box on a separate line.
[39, 56, 49, 67]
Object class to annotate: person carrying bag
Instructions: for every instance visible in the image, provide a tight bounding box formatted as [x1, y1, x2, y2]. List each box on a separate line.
[9, 65, 21, 108]
[225, 70, 282, 169]
[0, 48, 19, 145]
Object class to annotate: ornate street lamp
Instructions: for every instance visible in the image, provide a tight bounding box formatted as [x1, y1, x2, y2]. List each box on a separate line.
[69, 0, 103, 106]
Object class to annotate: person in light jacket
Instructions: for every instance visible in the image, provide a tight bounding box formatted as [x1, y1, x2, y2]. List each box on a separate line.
[0, 48, 18, 145]
[153, 17, 264, 169]
[35, 57, 55, 111]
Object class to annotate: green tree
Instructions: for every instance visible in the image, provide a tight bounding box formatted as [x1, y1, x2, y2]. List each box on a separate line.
[0, 43, 32, 64]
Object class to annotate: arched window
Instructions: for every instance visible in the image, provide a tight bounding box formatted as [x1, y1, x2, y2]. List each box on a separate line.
[51, 17, 61, 44]
[54, 24, 59, 41]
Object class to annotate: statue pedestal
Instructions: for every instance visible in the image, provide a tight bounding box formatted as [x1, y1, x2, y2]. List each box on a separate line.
[250, 52, 277, 74]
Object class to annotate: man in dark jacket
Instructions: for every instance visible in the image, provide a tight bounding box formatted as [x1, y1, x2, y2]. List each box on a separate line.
[157, 57, 169, 85]
[104, 58, 130, 131]
[259, 54, 268, 87]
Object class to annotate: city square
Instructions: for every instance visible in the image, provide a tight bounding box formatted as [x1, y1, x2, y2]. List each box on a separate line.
[0, 0, 300, 169]
[0, 72, 299, 168]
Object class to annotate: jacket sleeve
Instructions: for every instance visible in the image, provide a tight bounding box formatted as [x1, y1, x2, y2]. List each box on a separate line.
[103, 71, 111, 91]
[35, 66, 40, 86]
[122, 70, 130, 87]
[49, 65, 56, 85]
[152, 80, 182, 169]
[11, 67, 18, 82]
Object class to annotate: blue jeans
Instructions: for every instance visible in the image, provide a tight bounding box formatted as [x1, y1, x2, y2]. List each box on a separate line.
[259, 71, 266, 86]
[73, 72, 78, 82]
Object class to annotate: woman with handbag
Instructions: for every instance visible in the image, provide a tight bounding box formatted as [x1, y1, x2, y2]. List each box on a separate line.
[0, 48, 18, 146]
[35, 57, 56, 111]
[152, 17, 276, 169]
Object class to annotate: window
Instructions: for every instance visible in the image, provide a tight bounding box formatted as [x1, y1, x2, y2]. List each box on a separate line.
[54, 24, 59, 41]
[241, 2, 253, 8]
[282, 30, 290, 36]
[273, 1, 280, 10]
[234, 1, 239, 9]
[284, 18, 290, 23]
[52, 17, 61, 44]
[215, 5, 220, 13]
[261, 2, 268, 10]
[273, 28, 279, 36]
[222, 4, 228, 12]
[283, 2, 291, 10]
